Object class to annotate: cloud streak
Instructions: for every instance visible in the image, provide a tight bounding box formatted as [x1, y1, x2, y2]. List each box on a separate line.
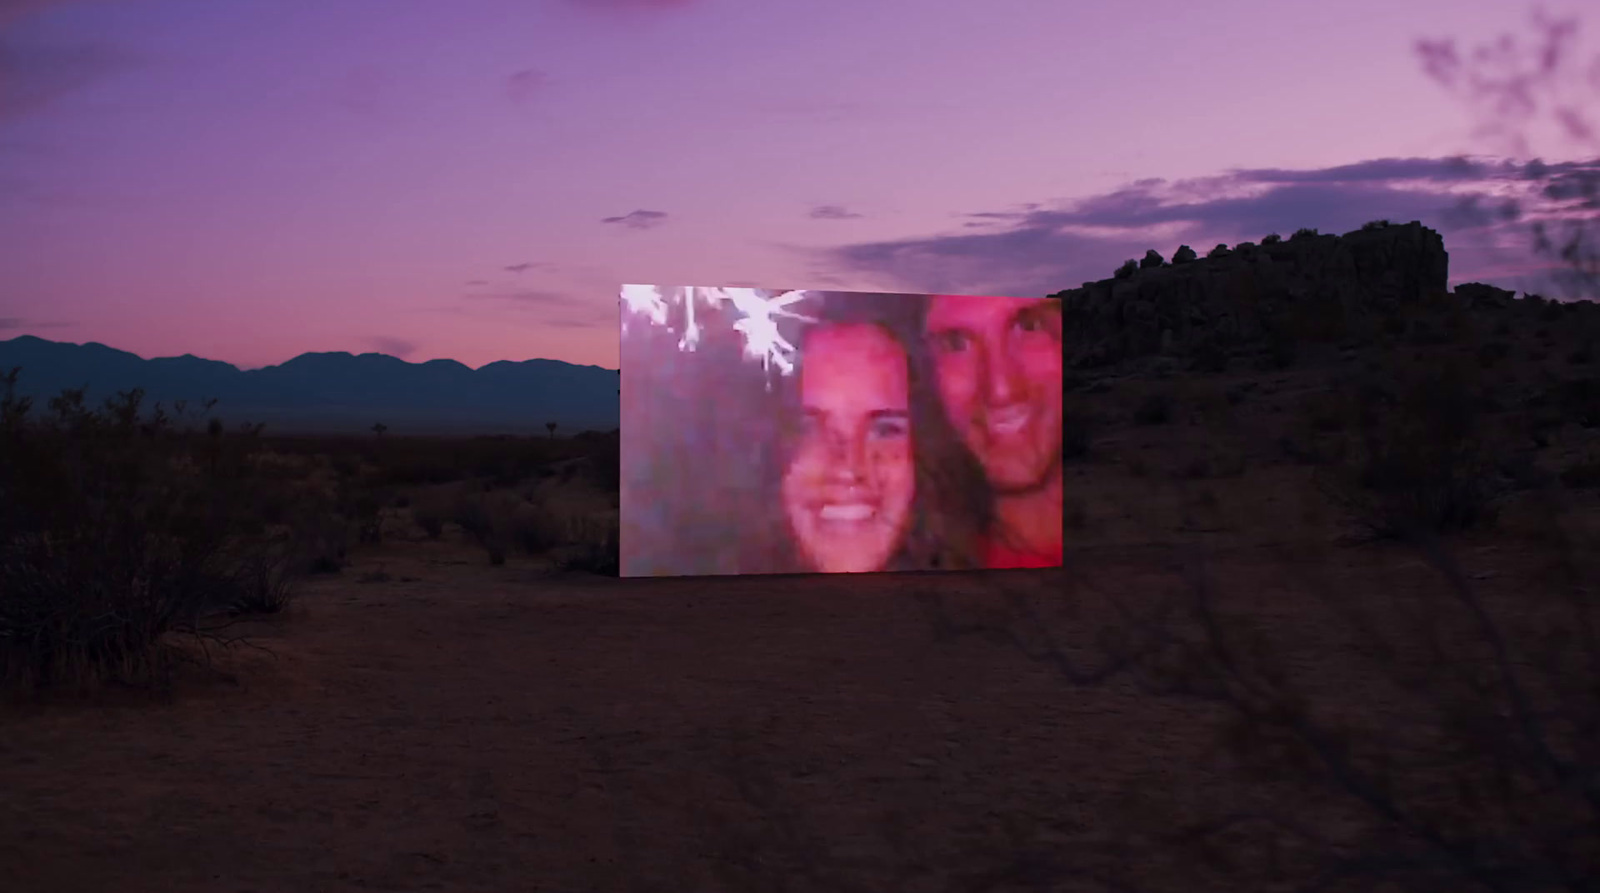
[809, 204, 863, 220]
[365, 336, 420, 358]
[817, 156, 1600, 297]
[505, 68, 547, 105]
[566, 0, 697, 11]
[463, 288, 614, 329]
[601, 209, 668, 230]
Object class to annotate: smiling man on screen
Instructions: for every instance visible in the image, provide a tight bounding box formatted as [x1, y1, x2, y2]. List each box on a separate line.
[924, 293, 1064, 569]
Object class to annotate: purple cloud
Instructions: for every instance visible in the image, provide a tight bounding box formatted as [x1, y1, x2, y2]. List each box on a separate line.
[505, 68, 548, 104]
[819, 156, 1600, 298]
[0, 39, 136, 121]
[0, 316, 74, 331]
[809, 204, 863, 220]
[601, 209, 668, 230]
[366, 336, 419, 358]
[567, 0, 697, 11]
[464, 288, 614, 329]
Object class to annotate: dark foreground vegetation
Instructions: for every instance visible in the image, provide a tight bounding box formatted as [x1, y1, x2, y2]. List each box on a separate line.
[0, 367, 619, 698]
[3, 283, 1599, 891]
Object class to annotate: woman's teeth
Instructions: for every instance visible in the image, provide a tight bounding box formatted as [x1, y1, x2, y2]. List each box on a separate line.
[818, 503, 874, 522]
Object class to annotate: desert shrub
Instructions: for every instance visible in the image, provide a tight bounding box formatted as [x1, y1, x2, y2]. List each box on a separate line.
[1329, 364, 1502, 539]
[1190, 340, 1229, 374]
[291, 505, 351, 575]
[557, 514, 619, 575]
[1554, 377, 1600, 428]
[1477, 339, 1513, 368]
[1259, 327, 1298, 370]
[0, 371, 303, 695]
[1361, 218, 1391, 230]
[575, 429, 620, 493]
[1172, 244, 1198, 265]
[223, 539, 300, 614]
[1114, 259, 1138, 280]
[1207, 243, 1231, 259]
[452, 489, 517, 565]
[1061, 409, 1093, 461]
[1261, 232, 1282, 244]
[511, 500, 557, 555]
[329, 453, 360, 479]
[1133, 392, 1173, 426]
[1560, 458, 1600, 489]
[1140, 249, 1165, 269]
[1291, 226, 1319, 240]
[411, 490, 449, 540]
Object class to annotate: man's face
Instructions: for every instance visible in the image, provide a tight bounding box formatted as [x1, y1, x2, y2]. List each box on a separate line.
[924, 294, 1063, 493]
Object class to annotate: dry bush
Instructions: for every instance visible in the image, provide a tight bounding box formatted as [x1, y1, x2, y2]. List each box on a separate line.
[1319, 362, 1505, 540]
[553, 510, 619, 575]
[450, 487, 520, 565]
[409, 485, 453, 539]
[909, 511, 1599, 892]
[0, 370, 304, 696]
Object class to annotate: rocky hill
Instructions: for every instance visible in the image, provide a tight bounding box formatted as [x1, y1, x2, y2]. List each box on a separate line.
[1048, 221, 1497, 369]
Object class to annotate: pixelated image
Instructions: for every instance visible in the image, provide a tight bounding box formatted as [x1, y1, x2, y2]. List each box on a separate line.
[619, 285, 1064, 577]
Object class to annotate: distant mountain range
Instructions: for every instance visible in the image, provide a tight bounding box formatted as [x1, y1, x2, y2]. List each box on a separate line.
[0, 336, 620, 435]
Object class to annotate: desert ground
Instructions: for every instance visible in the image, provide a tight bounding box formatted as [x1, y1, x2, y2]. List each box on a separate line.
[4, 291, 1599, 891]
[4, 478, 1594, 893]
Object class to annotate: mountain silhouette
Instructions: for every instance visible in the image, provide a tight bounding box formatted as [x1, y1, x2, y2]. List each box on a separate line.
[0, 336, 620, 435]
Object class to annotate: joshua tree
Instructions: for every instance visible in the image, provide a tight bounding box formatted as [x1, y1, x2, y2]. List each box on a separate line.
[546, 421, 557, 439]
[371, 422, 388, 437]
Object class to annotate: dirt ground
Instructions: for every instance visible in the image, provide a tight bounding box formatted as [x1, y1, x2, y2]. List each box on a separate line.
[2, 519, 1581, 893]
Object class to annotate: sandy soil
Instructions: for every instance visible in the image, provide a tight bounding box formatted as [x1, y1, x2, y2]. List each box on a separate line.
[2, 525, 1575, 893]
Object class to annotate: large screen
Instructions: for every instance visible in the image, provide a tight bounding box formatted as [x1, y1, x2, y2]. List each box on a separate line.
[619, 285, 1063, 577]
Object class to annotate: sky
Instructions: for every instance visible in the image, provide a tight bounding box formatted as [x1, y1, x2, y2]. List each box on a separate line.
[1, 0, 1596, 371]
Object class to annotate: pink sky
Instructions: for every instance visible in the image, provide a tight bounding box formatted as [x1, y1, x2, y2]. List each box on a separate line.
[0, 0, 1594, 370]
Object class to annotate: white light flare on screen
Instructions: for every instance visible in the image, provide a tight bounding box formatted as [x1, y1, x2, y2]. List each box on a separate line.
[619, 284, 816, 382]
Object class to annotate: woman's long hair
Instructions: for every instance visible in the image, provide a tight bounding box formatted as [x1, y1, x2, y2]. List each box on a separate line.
[760, 291, 991, 574]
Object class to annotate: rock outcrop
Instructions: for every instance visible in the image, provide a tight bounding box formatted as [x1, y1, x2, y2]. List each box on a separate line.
[1049, 222, 1451, 368]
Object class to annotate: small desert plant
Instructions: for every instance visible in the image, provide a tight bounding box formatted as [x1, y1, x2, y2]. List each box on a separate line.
[1060, 409, 1093, 461]
[1361, 218, 1391, 230]
[1327, 364, 1502, 539]
[1189, 340, 1229, 374]
[1114, 258, 1138, 280]
[1477, 339, 1513, 368]
[1133, 391, 1173, 426]
[1560, 458, 1600, 489]
[1291, 226, 1319, 240]
[556, 513, 619, 575]
[452, 489, 517, 565]
[1261, 232, 1282, 244]
[1259, 327, 1298, 370]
